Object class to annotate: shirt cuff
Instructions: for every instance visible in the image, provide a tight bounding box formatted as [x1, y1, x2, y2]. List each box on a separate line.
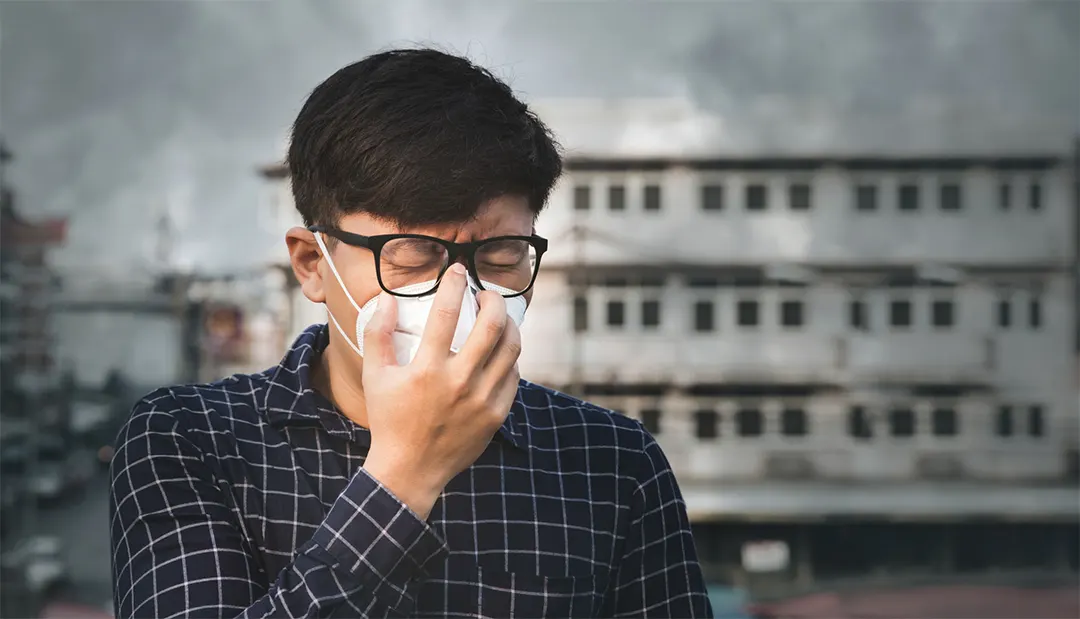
[306, 467, 448, 603]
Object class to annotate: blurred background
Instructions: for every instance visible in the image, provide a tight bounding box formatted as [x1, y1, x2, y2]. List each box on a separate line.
[1, 1, 1078, 617]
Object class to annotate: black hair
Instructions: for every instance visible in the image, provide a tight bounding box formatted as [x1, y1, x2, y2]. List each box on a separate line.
[287, 48, 563, 229]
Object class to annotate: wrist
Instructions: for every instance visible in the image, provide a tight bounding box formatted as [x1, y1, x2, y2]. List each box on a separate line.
[363, 451, 444, 519]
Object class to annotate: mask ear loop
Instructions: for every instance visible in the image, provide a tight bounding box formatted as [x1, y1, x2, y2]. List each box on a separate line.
[314, 233, 364, 357]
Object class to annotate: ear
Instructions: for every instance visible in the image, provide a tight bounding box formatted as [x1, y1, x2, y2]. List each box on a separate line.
[285, 227, 326, 304]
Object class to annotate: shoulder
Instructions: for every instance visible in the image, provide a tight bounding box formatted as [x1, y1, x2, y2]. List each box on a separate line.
[116, 371, 271, 456]
[514, 379, 653, 455]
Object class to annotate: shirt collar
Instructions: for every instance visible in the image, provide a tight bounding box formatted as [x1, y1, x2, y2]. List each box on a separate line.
[261, 324, 526, 450]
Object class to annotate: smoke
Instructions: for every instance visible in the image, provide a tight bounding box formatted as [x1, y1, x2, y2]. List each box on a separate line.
[0, 0, 1076, 274]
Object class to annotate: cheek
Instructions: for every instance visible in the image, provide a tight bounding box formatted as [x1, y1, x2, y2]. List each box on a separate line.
[324, 253, 383, 314]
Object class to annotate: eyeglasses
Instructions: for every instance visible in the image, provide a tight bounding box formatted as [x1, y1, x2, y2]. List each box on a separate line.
[309, 226, 548, 298]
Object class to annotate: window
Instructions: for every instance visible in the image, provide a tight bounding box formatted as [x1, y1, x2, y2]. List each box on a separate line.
[999, 182, 1011, 210]
[997, 298, 1011, 328]
[898, 183, 919, 211]
[702, 185, 724, 211]
[889, 408, 916, 437]
[931, 299, 954, 328]
[694, 300, 715, 332]
[606, 300, 625, 327]
[641, 408, 661, 435]
[643, 185, 661, 211]
[573, 296, 588, 332]
[789, 184, 811, 211]
[737, 300, 759, 327]
[890, 299, 912, 328]
[1029, 297, 1042, 329]
[850, 299, 868, 331]
[781, 407, 808, 436]
[641, 299, 661, 329]
[1029, 181, 1042, 211]
[940, 183, 962, 211]
[1028, 405, 1044, 437]
[746, 184, 768, 211]
[996, 405, 1013, 437]
[694, 409, 719, 439]
[736, 407, 763, 437]
[780, 300, 804, 328]
[849, 406, 872, 439]
[932, 407, 958, 437]
[855, 184, 877, 211]
[573, 185, 591, 211]
[608, 185, 626, 211]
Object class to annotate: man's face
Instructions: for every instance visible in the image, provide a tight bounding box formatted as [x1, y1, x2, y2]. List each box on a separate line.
[287, 194, 537, 346]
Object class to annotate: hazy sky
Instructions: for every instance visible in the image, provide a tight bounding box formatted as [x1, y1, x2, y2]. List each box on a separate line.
[1, 0, 1077, 277]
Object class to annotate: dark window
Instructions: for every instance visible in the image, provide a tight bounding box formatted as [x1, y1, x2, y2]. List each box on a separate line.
[932, 407, 958, 437]
[890, 299, 912, 328]
[746, 184, 768, 211]
[694, 409, 719, 439]
[608, 185, 626, 211]
[702, 185, 724, 211]
[737, 300, 759, 327]
[1028, 405, 1044, 437]
[573, 296, 588, 332]
[932, 300, 954, 328]
[736, 408, 763, 437]
[849, 406, 872, 439]
[573, 185, 591, 211]
[999, 182, 1011, 210]
[855, 185, 877, 211]
[687, 276, 719, 288]
[641, 409, 661, 435]
[996, 406, 1013, 437]
[997, 298, 1011, 328]
[694, 300, 715, 332]
[644, 185, 661, 211]
[898, 183, 919, 211]
[780, 300, 804, 328]
[606, 300, 625, 327]
[889, 408, 916, 437]
[789, 184, 811, 210]
[641, 299, 661, 328]
[1029, 182, 1042, 211]
[1029, 297, 1042, 329]
[850, 299, 868, 331]
[940, 183, 962, 211]
[781, 407, 808, 436]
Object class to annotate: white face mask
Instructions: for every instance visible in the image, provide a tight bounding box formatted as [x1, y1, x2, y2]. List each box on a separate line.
[314, 233, 527, 366]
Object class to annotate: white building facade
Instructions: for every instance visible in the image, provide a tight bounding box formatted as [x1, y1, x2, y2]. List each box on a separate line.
[522, 154, 1078, 494]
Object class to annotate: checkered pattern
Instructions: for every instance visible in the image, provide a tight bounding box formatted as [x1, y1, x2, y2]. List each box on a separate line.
[109, 324, 712, 618]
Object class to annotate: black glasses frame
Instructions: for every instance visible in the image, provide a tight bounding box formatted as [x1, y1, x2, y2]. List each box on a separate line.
[309, 225, 548, 298]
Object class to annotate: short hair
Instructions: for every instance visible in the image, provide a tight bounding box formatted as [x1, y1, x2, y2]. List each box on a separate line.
[287, 48, 563, 228]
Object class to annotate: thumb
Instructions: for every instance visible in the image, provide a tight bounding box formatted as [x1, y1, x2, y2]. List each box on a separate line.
[363, 292, 398, 369]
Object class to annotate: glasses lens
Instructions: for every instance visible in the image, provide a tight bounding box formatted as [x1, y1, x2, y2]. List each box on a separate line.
[474, 239, 538, 296]
[379, 238, 449, 295]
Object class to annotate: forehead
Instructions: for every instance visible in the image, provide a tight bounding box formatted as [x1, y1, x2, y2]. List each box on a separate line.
[339, 195, 533, 240]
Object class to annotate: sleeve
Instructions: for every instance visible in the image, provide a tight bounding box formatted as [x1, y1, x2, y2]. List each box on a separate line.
[109, 395, 449, 619]
[599, 430, 714, 618]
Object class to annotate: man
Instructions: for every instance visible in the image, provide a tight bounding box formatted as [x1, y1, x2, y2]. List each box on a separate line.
[110, 48, 712, 618]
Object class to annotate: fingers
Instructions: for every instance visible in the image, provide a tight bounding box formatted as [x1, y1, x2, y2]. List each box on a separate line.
[455, 291, 507, 369]
[478, 318, 522, 394]
[416, 263, 468, 362]
[487, 360, 522, 426]
[362, 292, 398, 368]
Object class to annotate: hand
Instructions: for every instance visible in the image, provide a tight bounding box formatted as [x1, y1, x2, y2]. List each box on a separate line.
[360, 262, 522, 519]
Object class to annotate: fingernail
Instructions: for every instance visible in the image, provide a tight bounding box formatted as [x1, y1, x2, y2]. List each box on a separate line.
[376, 291, 390, 312]
[451, 263, 466, 276]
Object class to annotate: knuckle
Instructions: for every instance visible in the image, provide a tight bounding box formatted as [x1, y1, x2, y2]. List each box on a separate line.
[483, 313, 508, 337]
[434, 305, 460, 322]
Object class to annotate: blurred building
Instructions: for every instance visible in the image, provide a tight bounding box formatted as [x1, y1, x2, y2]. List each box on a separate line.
[0, 141, 68, 429]
[257, 108, 1080, 593]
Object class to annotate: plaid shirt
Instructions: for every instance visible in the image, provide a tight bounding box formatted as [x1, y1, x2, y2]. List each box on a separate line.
[110, 324, 712, 618]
